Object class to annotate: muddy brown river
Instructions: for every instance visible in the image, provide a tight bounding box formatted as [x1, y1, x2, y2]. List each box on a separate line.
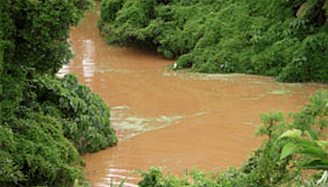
[59, 4, 328, 187]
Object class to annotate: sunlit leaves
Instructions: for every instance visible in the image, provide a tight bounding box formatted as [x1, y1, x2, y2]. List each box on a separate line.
[279, 91, 328, 171]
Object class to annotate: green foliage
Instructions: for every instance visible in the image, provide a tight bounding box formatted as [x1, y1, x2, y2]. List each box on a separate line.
[0, 0, 93, 122]
[0, 114, 83, 187]
[100, 0, 328, 83]
[34, 74, 117, 154]
[0, 73, 117, 185]
[0, 12, 3, 85]
[0, 125, 24, 184]
[138, 168, 219, 187]
[289, 90, 328, 135]
[1, 0, 93, 74]
[279, 91, 328, 170]
[242, 112, 294, 186]
[1, 0, 117, 186]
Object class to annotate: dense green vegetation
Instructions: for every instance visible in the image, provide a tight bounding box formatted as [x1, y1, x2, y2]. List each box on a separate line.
[99, 0, 328, 83]
[1, 0, 327, 186]
[0, 0, 117, 186]
[136, 91, 328, 187]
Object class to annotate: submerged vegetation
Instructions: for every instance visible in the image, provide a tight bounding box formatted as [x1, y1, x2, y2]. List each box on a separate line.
[99, 0, 328, 83]
[136, 91, 328, 187]
[0, 0, 116, 186]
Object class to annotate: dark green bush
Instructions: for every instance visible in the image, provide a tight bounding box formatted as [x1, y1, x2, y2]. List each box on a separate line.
[0, 114, 83, 187]
[35, 74, 117, 154]
[0, 0, 94, 124]
[1, 0, 92, 74]
[1, 0, 117, 186]
[99, 0, 328, 83]
[0, 73, 117, 186]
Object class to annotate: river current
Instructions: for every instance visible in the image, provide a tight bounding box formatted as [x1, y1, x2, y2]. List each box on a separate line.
[59, 4, 327, 186]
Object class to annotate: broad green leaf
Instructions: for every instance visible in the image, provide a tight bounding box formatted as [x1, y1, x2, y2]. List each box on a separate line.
[304, 130, 318, 140]
[280, 142, 298, 160]
[300, 146, 327, 159]
[301, 159, 328, 170]
[316, 140, 328, 152]
[279, 129, 302, 140]
[293, 139, 327, 159]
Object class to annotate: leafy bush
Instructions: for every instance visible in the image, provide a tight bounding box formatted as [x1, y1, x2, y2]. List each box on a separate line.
[99, 0, 328, 83]
[1, 0, 92, 74]
[1, 0, 117, 186]
[34, 74, 117, 154]
[279, 91, 328, 170]
[0, 114, 83, 187]
[138, 168, 219, 187]
[0, 73, 117, 186]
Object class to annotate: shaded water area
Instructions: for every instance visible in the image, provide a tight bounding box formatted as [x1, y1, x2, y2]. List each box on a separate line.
[60, 4, 328, 187]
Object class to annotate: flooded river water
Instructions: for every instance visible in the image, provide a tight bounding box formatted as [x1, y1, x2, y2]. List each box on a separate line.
[60, 4, 328, 187]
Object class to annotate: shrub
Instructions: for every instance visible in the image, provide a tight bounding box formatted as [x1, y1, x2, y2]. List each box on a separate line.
[34, 74, 117, 154]
[0, 114, 83, 187]
[0, 73, 117, 186]
[99, 0, 328, 83]
[1, 0, 93, 74]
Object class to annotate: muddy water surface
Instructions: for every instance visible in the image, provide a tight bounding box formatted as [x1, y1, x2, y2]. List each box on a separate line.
[61, 5, 328, 187]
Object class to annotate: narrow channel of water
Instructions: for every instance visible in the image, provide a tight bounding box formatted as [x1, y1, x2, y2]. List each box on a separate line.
[62, 4, 328, 187]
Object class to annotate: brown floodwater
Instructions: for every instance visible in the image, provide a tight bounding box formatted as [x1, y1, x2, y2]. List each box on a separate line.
[60, 4, 328, 187]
